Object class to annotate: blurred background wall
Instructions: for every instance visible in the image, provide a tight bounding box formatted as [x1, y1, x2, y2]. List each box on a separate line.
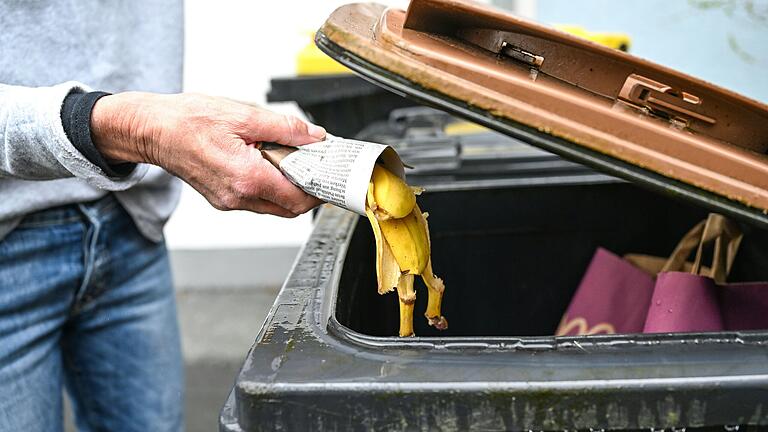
[168, 0, 767, 287]
[536, 0, 768, 103]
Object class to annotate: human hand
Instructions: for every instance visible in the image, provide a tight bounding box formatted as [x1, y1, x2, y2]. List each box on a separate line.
[91, 92, 325, 217]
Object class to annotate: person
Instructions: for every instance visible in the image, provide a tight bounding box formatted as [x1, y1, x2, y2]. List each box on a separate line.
[0, 2, 324, 431]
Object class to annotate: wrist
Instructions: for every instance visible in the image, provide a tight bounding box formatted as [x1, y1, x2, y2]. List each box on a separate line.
[91, 92, 161, 165]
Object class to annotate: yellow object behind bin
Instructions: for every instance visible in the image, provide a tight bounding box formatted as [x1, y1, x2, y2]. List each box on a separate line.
[297, 33, 351, 75]
[298, 20, 631, 75]
[298, 24, 630, 76]
[444, 121, 487, 136]
[555, 25, 631, 51]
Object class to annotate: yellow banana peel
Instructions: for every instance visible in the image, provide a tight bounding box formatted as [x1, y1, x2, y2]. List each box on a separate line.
[396, 274, 416, 337]
[365, 205, 400, 295]
[378, 208, 430, 275]
[371, 165, 416, 219]
[365, 164, 447, 337]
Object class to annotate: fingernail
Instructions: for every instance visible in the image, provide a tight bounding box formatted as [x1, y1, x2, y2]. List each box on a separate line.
[307, 123, 326, 140]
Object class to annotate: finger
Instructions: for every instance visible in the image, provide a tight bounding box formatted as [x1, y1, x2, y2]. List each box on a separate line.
[256, 158, 323, 214]
[241, 198, 299, 218]
[221, 97, 262, 109]
[244, 110, 326, 147]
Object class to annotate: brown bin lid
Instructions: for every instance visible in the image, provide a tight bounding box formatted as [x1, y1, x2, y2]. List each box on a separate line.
[317, 0, 768, 227]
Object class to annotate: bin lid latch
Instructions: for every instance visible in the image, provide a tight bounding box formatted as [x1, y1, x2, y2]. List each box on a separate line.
[618, 73, 717, 128]
[456, 28, 545, 73]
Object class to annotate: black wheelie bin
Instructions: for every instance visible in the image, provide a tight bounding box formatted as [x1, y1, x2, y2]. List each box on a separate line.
[221, 1, 768, 430]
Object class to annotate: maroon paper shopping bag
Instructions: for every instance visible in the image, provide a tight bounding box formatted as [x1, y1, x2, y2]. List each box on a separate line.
[643, 271, 724, 333]
[555, 215, 715, 336]
[720, 282, 768, 331]
[643, 275, 768, 333]
[556, 248, 655, 335]
[643, 213, 768, 332]
[559, 213, 768, 336]
[641, 214, 737, 332]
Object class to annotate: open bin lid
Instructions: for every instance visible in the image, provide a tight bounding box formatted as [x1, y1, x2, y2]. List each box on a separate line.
[316, 0, 768, 228]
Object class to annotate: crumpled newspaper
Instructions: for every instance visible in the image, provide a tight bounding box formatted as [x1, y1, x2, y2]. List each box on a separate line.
[274, 135, 406, 215]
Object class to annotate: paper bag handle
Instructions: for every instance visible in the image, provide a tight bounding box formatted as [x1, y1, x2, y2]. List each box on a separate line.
[661, 213, 743, 283]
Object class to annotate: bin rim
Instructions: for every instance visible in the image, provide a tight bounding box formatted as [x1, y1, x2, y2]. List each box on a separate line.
[323, 208, 768, 349]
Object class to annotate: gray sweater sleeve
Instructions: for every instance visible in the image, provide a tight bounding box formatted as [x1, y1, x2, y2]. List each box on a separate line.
[0, 81, 148, 190]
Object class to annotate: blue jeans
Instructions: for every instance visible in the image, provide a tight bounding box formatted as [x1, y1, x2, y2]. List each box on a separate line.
[0, 195, 183, 432]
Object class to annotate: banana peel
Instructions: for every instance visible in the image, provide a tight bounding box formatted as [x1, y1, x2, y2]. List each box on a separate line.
[365, 164, 447, 337]
[371, 165, 416, 219]
[421, 218, 448, 331]
[378, 208, 430, 275]
[396, 274, 416, 337]
[365, 205, 399, 294]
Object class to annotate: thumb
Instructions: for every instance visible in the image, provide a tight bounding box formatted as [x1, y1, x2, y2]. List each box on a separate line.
[246, 109, 326, 146]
